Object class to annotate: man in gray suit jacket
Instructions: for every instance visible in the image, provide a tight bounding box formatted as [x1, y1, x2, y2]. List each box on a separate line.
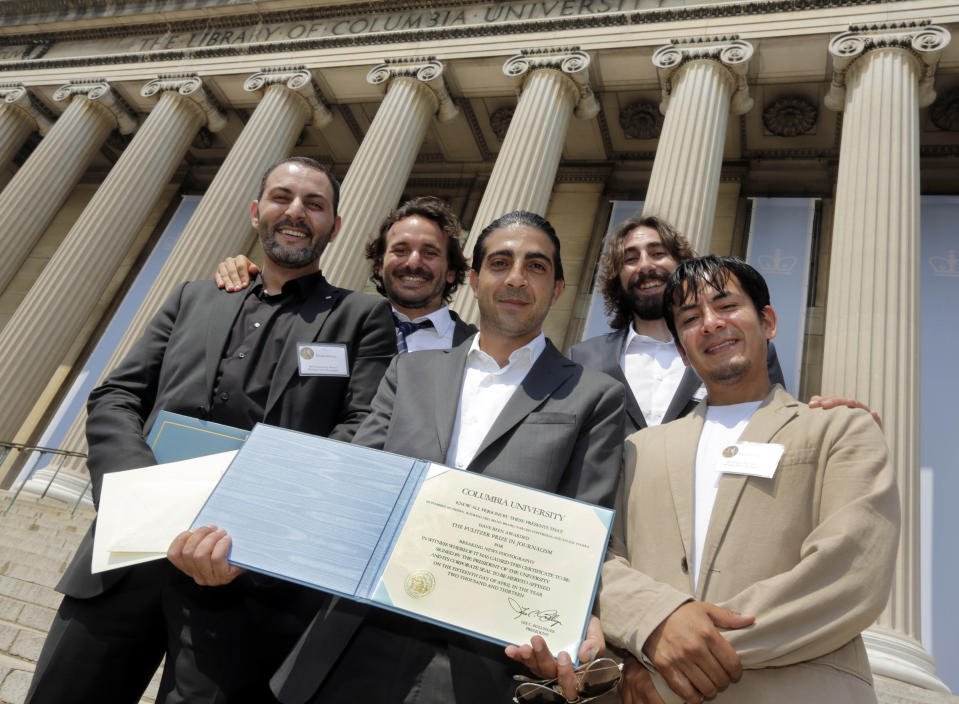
[179, 210, 625, 704]
[215, 196, 478, 351]
[27, 157, 396, 704]
[570, 216, 784, 434]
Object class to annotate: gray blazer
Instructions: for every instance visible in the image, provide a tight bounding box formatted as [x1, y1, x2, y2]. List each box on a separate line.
[60, 276, 396, 599]
[271, 338, 625, 704]
[570, 326, 785, 435]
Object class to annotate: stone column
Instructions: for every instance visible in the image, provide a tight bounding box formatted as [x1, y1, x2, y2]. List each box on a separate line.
[0, 79, 137, 298]
[822, 22, 951, 693]
[451, 48, 599, 322]
[0, 83, 52, 167]
[51, 67, 331, 456]
[321, 57, 457, 291]
[0, 75, 225, 442]
[642, 37, 754, 255]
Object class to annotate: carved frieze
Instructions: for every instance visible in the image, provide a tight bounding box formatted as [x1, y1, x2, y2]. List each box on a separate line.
[502, 47, 599, 119]
[825, 22, 951, 111]
[141, 73, 227, 132]
[367, 56, 458, 123]
[762, 96, 817, 137]
[52, 79, 138, 134]
[652, 35, 754, 115]
[618, 100, 662, 140]
[489, 106, 514, 142]
[244, 66, 333, 127]
[930, 87, 959, 132]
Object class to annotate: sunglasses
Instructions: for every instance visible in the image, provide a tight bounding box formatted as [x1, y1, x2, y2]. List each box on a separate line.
[512, 657, 623, 704]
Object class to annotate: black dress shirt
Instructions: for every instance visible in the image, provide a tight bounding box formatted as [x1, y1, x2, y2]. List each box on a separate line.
[210, 270, 326, 430]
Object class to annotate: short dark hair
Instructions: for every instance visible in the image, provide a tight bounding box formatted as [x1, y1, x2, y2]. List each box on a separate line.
[471, 211, 565, 282]
[257, 156, 341, 216]
[365, 197, 469, 303]
[600, 215, 695, 330]
[663, 255, 771, 341]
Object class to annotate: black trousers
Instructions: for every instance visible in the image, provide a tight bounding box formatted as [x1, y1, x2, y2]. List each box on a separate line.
[27, 561, 327, 704]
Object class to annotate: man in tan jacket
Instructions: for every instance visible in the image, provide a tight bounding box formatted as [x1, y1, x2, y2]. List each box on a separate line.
[598, 255, 900, 704]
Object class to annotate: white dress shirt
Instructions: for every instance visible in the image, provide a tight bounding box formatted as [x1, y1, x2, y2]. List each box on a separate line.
[691, 400, 762, 590]
[620, 325, 688, 426]
[445, 333, 547, 469]
[393, 305, 456, 352]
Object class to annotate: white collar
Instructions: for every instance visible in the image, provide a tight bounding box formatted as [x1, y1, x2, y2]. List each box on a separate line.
[624, 322, 675, 349]
[392, 305, 453, 336]
[467, 332, 547, 371]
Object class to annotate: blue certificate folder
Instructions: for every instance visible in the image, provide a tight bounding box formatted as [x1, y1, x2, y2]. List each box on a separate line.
[189, 422, 615, 651]
[145, 411, 249, 463]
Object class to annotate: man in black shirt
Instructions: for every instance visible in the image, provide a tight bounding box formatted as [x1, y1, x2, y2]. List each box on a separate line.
[26, 157, 396, 704]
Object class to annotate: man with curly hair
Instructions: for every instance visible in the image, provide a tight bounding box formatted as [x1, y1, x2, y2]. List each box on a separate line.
[570, 216, 784, 434]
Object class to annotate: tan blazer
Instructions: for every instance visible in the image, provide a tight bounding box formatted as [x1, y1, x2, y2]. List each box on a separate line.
[598, 385, 900, 703]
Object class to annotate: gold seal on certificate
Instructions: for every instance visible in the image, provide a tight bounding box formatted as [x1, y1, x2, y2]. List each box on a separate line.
[375, 464, 612, 658]
[404, 570, 436, 599]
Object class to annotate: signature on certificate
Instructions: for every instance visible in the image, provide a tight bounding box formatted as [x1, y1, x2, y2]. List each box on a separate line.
[508, 597, 563, 627]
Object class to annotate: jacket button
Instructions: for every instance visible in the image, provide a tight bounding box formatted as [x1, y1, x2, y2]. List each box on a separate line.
[680, 556, 689, 573]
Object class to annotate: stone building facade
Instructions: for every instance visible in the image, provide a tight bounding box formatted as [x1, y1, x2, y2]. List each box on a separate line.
[0, 0, 956, 701]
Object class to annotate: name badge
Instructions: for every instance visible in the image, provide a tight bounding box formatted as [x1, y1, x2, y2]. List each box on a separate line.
[297, 343, 349, 377]
[718, 441, 785, 479]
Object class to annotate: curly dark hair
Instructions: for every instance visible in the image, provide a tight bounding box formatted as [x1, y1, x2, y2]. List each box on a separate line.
[365, 197, 469, 303]
[598, 215, 695, 329]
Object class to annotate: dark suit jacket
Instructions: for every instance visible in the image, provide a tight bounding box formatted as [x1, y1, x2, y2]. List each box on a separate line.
[449, 309, 477, 347]
[570, 327, 784, 435]
[59, 276, 396, 599]
[272, 339, 625, 704]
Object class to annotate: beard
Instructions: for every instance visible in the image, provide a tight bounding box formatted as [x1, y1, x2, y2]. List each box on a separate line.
[259, 217, 332, 269]
[624, 273, 669, 321]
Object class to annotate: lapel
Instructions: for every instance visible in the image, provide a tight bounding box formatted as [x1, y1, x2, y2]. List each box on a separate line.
[605, 328, 647, 431]
[450, 310, 478, 347]
[695, 385, 799, 598]
[662, 409, 703, 592]
[264, 275, 346, 417]
[204, 286, 251, 396]
[471, 341, 576, 462]
[434, 341, 471, 460]
[662, 366, 704, 423]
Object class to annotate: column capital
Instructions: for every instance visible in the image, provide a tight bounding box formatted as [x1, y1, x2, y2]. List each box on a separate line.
[503, 47, 598, 119]
[652, 36, 754, 115]
[141, 74, 227, 133]
[243, 66, 333, 127]
[52, 79, 138, 135]
[0, 82, 54, 135]
[825, 22, 951, 111]
[367, 57, 458, 123]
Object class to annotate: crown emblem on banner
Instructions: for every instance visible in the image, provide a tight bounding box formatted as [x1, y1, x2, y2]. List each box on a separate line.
[757, 249, 796, 275]
[930, 250, 959, 277]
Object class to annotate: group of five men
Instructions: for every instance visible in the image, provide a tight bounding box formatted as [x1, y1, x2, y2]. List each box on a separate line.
[27, 156, 898, 704]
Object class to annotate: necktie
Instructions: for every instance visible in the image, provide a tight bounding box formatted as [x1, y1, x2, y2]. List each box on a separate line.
[394, 316, 434, 353]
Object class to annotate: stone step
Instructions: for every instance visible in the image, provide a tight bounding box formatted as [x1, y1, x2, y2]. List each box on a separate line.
[0, 545, 72, 575]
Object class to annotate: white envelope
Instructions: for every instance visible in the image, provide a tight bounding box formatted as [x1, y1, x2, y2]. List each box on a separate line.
[91, 451, 236, 573]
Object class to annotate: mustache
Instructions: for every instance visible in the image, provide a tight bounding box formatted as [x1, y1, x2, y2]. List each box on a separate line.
[495, 288, 532, 304]
[629, 272, 667, 289]
[273, 218, 314, 239]
[394, 266, 434, 280]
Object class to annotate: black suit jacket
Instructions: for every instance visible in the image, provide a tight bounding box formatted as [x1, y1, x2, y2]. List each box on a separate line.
[570, 327, 785, 435]
[449, 309, 477, 347]
[272, 339, 624, 704]
[59, 276, 395, 599]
